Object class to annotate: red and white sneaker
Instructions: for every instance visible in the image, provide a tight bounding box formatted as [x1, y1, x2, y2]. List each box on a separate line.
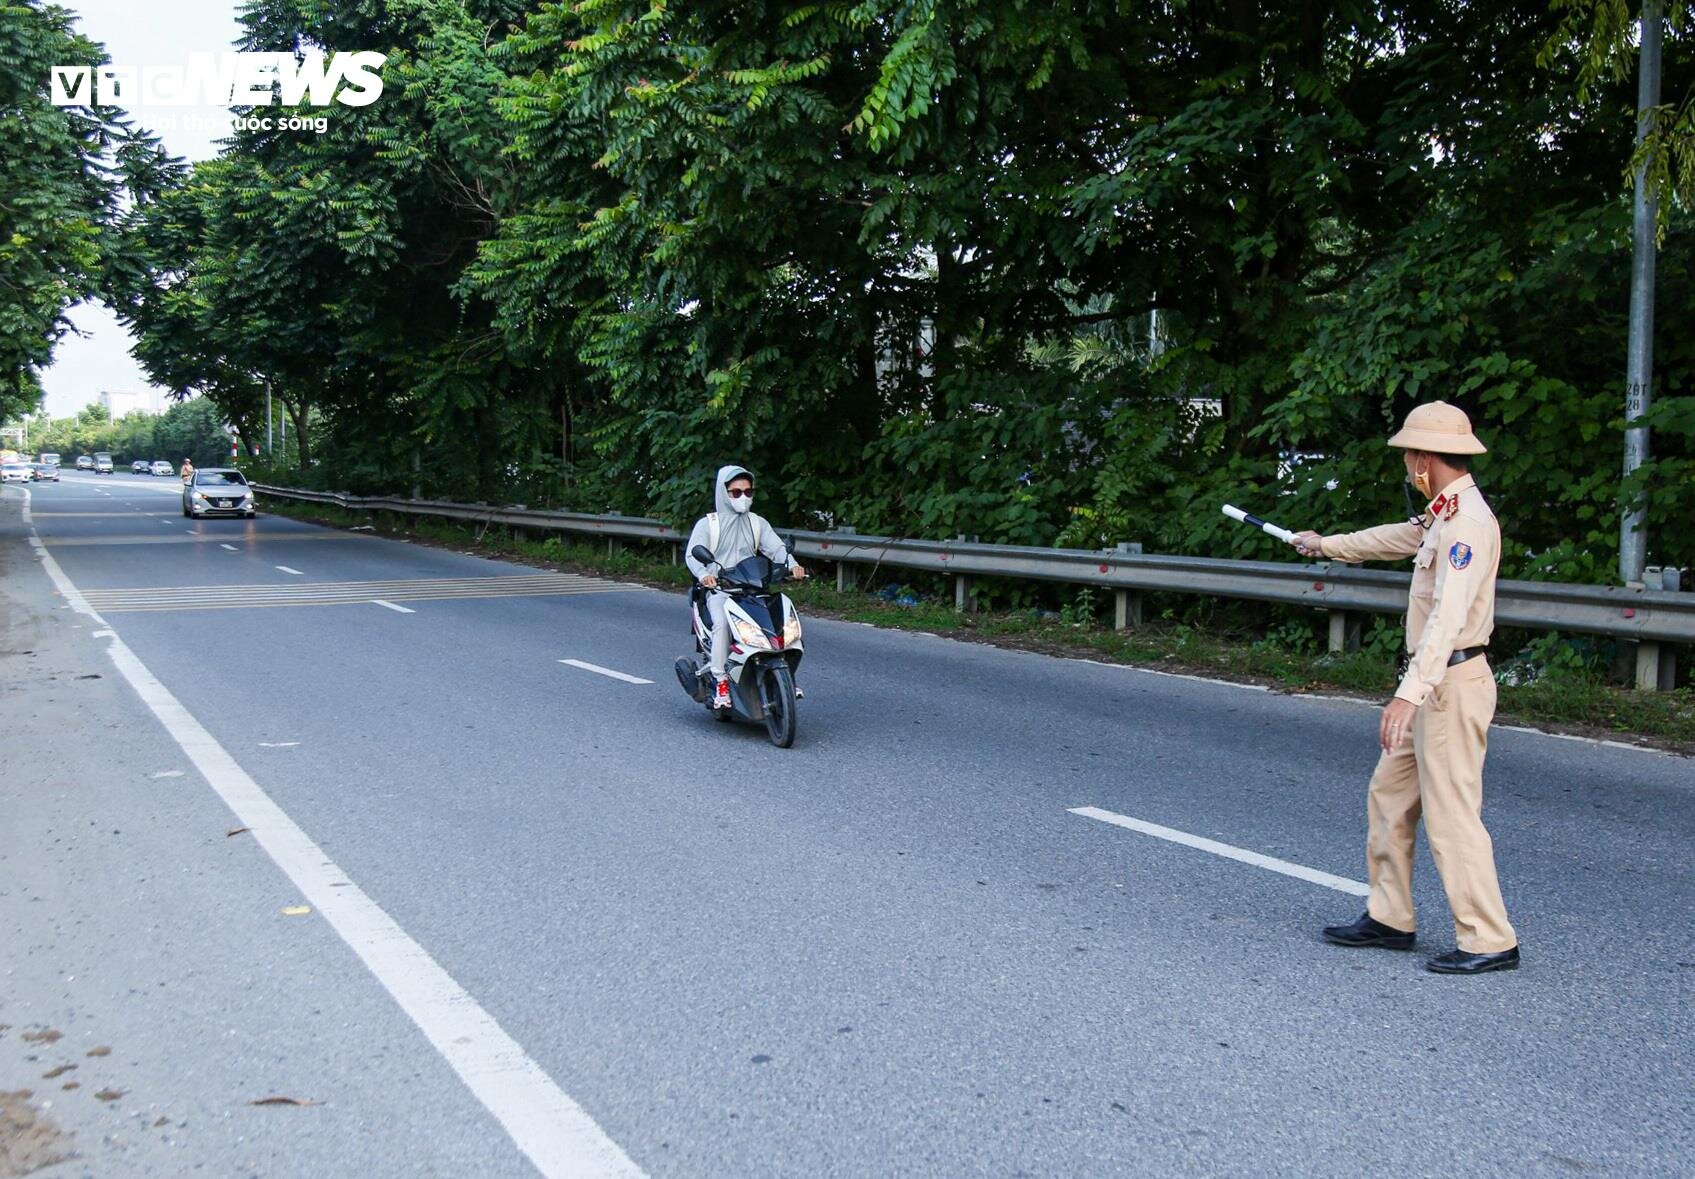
[712, 677, 732, 709]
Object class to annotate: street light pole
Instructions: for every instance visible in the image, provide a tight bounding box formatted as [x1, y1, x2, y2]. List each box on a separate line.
[1620, 0, 1663, 585]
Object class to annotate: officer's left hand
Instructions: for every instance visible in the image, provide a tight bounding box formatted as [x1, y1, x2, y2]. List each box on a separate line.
[1379, 697, 1418, 752]
[790, 562, 807, 579]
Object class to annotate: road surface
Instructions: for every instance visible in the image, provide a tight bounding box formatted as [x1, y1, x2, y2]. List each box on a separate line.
[2, 473, 1690, 1177]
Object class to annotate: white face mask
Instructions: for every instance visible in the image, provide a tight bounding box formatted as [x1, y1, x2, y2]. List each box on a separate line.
[728, 493, 753, 514]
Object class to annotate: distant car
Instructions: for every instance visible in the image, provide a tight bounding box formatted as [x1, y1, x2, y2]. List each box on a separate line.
[31, 462, 60, 482]
[183, 468, 255, 518]
[131, 460, 149, 473]
[38, 452, 60, 468]
[94, 452, 113, 474]
[148, 460, 173, 477]
[75, 455, 94, 470]
[1, 462, 31, 484]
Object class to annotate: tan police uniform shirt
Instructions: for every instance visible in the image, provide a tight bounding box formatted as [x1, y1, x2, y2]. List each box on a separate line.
[1319, 474, 1499, 707]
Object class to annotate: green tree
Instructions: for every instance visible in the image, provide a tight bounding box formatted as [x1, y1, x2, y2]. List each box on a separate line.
[0, 2, 165, 420]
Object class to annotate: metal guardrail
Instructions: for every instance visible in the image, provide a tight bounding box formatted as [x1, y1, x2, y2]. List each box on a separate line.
[253, 485, 1692, 685]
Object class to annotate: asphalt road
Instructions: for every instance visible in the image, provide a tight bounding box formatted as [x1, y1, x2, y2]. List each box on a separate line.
[2, 472, 1691, 1177]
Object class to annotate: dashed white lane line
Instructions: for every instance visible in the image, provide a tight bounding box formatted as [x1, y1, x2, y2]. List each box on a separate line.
[372, 599, 415, 614]
[221, 543, 239, 551]
[276, 565, 304, 575]
[18, 488, 644, 1179]
[1069, 806, 1369, 897]
[559, 659, 654, 685]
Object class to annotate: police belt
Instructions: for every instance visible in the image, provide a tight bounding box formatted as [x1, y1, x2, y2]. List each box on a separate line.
[1396, 647, 1487, 680]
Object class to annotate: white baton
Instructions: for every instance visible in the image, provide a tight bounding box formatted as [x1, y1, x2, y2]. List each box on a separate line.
[1222, 503, 1296, 544]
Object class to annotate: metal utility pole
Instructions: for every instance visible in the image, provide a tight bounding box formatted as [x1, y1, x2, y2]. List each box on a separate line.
[1620, 0, 1663, 585]
[266, 382, 274, 455]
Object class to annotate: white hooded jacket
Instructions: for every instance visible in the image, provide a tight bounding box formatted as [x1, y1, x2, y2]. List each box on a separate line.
[684, 464, 790, 581]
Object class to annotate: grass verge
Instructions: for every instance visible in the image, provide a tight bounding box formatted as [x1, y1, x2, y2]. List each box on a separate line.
[258, 495, 1695, 754]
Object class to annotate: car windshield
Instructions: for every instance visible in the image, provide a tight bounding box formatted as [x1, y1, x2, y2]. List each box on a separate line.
[198, 471, 246, 486]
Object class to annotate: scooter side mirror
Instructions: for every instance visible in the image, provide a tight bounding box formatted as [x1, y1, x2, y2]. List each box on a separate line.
[690, 544, 716, 566]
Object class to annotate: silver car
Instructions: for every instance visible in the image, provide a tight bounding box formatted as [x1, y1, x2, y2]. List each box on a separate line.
[1, 462, 31, 484]
[183, 468, 256, 518]
[31, 462, 60, 482]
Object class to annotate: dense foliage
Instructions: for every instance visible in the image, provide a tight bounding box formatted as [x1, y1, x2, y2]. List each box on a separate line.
[0, 2, 167, 420]
[15, 0, 1695, 585]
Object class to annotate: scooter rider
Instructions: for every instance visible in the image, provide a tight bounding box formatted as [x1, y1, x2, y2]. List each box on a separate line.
[684, 465, 806, 709]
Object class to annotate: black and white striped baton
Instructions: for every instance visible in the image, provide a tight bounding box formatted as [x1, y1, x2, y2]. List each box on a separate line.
[1221, 503, 1295, 545]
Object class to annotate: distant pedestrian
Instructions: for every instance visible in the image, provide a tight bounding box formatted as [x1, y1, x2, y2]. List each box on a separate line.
[1290, 402, 1519, 975]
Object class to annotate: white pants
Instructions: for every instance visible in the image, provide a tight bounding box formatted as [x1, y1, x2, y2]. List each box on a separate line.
[706, 591, 731, 677]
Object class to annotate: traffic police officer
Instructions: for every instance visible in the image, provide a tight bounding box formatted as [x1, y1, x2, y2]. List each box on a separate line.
[1290, 402, 1520, 974]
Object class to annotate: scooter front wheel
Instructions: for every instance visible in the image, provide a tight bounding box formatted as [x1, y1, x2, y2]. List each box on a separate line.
[761, 662, 797, 748]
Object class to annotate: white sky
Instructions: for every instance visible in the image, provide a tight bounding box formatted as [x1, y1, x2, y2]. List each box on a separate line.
[39, 0, 243, 419]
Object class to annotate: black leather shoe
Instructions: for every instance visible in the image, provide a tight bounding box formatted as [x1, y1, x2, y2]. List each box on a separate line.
[1322, 912, 1416, 950]
[1426, 946, 1519, 974]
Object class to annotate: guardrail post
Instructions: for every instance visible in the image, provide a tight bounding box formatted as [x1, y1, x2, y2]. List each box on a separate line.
[834, 526, 859, 592]
[1636, 568, 1666, 690]
[1662, 567, 1683, 690]
[1113, 542, 1144, 630]
[1328, 610, 1363, 654]
[954, 534, 976, 613]
[605, 511, 623, 557]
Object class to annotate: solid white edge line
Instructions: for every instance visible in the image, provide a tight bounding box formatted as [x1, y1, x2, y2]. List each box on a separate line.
[221, 543, 239, 551]
[276, 565, 305, 575]
[17, 487, 644, 1179]
[1068, 805, 1370, 897]
[559, 658, 654, 685]
[372, 599, 416, 614]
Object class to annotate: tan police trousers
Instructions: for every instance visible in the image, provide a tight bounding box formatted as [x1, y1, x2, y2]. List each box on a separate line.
[1363, 656, 1517, 953]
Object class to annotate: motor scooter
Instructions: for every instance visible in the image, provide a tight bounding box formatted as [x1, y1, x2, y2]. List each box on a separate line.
[674, 545, 803, 748]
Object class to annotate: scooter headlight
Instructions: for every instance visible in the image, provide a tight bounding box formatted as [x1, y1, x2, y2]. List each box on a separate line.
[783, 608, 802, 646]
[730, 616, 769, 649]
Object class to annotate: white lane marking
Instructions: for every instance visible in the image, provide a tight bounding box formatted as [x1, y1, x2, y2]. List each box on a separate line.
[259, 741, 301, 748]
[372, 599, 415, 614]
[221, 544, 239, 551]
[276, 565, 305, 575]
[19, 490, 645, 1179]
[559, 659, 654, 685]
[1069, 806, 1369, 896]
[149, 770, 185, 779]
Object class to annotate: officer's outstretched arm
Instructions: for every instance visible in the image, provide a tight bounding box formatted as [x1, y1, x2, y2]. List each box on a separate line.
[1317, 520, 1424, 564]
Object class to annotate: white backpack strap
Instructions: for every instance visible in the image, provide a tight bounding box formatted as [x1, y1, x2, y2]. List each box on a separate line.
[707, 512, 720, 555]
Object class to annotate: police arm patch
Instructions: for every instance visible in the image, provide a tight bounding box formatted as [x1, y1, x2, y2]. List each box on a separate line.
[1449, 541, 1473, 570]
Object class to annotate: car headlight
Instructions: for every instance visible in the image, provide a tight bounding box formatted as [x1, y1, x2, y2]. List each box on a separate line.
[783, 609, 802, 646]
[730, 616, 769, 649]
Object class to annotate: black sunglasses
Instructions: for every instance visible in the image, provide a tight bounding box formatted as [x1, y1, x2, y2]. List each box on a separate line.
[727, 487, 755, 499]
